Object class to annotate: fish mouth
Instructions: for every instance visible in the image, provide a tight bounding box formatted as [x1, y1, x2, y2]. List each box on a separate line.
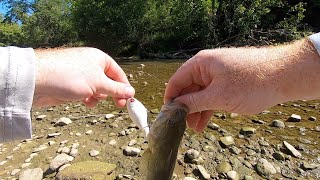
[128, 98, 135, 103]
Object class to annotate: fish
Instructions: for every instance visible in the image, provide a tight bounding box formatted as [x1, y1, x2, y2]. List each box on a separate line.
[140, 101, 189, 180]
[127, 97, 149, 138]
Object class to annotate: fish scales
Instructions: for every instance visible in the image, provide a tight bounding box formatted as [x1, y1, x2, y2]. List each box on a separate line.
[141, 101, 188, 180]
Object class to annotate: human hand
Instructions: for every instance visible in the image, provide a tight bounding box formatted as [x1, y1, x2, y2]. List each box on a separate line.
[165, 39, 320, 132]
[33, 47, 135, 108]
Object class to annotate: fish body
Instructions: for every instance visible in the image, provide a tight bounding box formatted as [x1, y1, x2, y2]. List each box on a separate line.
[141, 101, 188, 180]
[127, 98, 149, 138]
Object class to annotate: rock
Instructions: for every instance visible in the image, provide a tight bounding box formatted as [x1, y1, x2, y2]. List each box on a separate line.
[11, 169, 20, 176]
[271, 120, 285, 128]
[240, 127, 256, 136]
[91, 120, 98, 125]
[48, 141, 56, 146]
[139, 64, 145, 68]
[19, 168, 43, 180]
[123, 147, 140, 156]
[256, 158, 276, 177]
[244, 175, 254, 180]
[36, 115, 47, 120]
[216, 161, 232, 174]
[21, 163, 31, 168]
[109, 122, 118, 128]
[105, 114, 115, 119]
[316, 126, 320, 132]
[301, 162, 319, 170]
[261, 110, 271, 114]
[246, 149, 256, 156]
[283, 141, 302, 158]
[69, 149, 78, 157]
[197, 165, 210, 179]
[220, 136, 235, 147]
[85, 130, 93, 135]
[54, 117, 72, 126]
[208, 122, 220, 130]
[251, 119, 266, 124]
[6, 155, 13, 160]
[50, 153, 74, 171]
[229, 146, 241, 155]
[56, 161, 116, 180]
[150, 109, 159, 114]
[230, 113, 239, 118]
[59, 164, 71, 172]
[142, 81, 148, 86]
[89, 149, 100, 157]
[128, 139, 137, 146]
[287, 114, 301, 122]
[273, 152, 285, 161]
[186, 149, 200, 160]
[109, 140, 117, 146]
[204, 133, 216, 142]
[62, 147, 70, 154]
[227, 171, 239, 180]
[127, 73, 134, 80]
[25, 158, 32, 163]
[47, 133, 61, 138]
[308, 116, 317, 121]
[258, 139, 269, 147]
[203, 145, 215, 152]
[75, 132, 81, 136]
[32, 145, 47, 153]
[183, 178, 197, 180]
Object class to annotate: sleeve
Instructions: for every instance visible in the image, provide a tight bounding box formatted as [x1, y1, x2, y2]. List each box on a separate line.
[0, 46, 35, 142]
[308, 32, 320, 56]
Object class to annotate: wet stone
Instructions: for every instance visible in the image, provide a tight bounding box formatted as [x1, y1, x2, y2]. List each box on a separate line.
[287, 114, 301, 122]
[19, 168, 43, 180]
[216, 161, 232, 174]
[271, 120, 285, 128]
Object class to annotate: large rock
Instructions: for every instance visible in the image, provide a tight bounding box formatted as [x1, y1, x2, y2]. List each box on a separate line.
[283, 141, 302, 158]
[287, 114, 301, 122]
[50, 153, 74, 171]
[19, 168, 43, 180]
[56, 161, 116, 180]
[54, 117, 72, 127]
[256, 158, 276, 177]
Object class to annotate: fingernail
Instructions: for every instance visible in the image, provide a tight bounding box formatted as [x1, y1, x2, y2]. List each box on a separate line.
[125, 85, 135, 98]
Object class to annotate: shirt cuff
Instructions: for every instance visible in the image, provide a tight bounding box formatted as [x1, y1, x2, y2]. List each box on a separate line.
[0, 47, 35, 142]
[308, 33, 320, 56]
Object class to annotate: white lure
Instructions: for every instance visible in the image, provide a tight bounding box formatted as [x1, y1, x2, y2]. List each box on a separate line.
[126, 97, 149, 138]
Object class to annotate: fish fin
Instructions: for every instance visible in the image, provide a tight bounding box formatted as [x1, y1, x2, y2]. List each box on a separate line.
[139, 148, 151, 176]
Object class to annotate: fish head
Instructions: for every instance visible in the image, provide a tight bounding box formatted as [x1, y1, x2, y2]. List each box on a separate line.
[126, 97, 137, 108]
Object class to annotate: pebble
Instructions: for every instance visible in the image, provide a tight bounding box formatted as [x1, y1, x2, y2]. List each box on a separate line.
[89, 149, 100, 157]
[301, 162, 319, 170]
[85, 130, 93, 135]
[273, 152, 285, 161]
[251, 119, 266, 124]
[256, 158, 276, 177]
[54, 117, 72, 126]
[127, 73, 134, 79]
[109, 122, 119, 128]
[308, 116, 317, 121]
[203, 145, 215, 152]
[11, 169, 20, 176]
[50, 153, 74, 171]
[227, 170, 239, 180]
[25, 157, 32, 163]
[48, 141, 56, 146]
[59, 163, 71, 171]
[91, 120, 98, 124]
[150, 109, 159, 114]
[0, 161, 7, 166]
[216, 161, 232, 173]
[6, 155, 13, 160]
[75, 132, 82, 136]
[183, 177, 197, 180]
[33, 145, 48, 152]
[258, 139, 269, 147]
[244, 175, 254, 180]
[230, 113, 239, 118]
[123, 146, 140, 156]
[246, 149, 256, 156]
[69, 149, 78, 157]
[204, 133, 216, 142]
[220, 136, 235, 147]
[208, 122, 220, 130]
[47, 133, 61, 138]
[128, 139, 137, 146]
[109, 139, 117, 146]
[186, 149, 200, 160]
[271, 120, 285, 128]
[62, 147, 71, 154]
[315, 126, 320, 132]
[287, 114, 301, 122]
[240, 127, 256, 136]
[36, 115, 47, 120]
[197, 165, 210, 179]
[21, 163, 31, 168]
[261, 110, 271, 114]
[230, 146, 241, 155]
[105, 114, 115, 119]
[283, 141, 302, 158]
[19, 168, 43, 180]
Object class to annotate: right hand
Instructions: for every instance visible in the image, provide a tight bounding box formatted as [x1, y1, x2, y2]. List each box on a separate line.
[164, 47, 295, 132]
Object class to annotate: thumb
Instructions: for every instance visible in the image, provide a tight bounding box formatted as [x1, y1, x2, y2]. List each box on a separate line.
[175, 89, 213, 114]
[98, 76, 135, 98]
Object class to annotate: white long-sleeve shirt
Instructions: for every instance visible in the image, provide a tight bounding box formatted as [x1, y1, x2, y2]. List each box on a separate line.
[0, 47, 35, 142]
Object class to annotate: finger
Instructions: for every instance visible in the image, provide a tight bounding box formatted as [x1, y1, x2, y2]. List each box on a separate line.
[187, 112, 200, 130]
[112, 97, 127, 108]
[194, 110, 213, 132]
[94, 93, 108, 100]
[175, 88, 213, 114]
[97, 76, 135, 98]
[164, 59, 196, 103]
[83, 97, 99, 108]
[104, 56, 130, 84]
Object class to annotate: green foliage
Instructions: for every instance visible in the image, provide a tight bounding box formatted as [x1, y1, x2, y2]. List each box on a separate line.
[0, 21, 24, 46]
